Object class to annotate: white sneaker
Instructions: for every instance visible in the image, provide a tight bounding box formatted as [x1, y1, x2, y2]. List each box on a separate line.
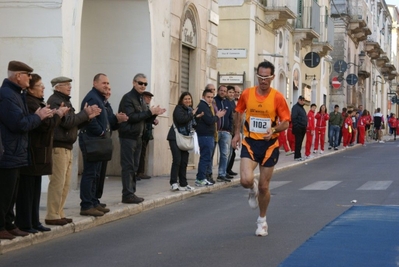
[248, 179, 259, 209]
[379, 140, 385, 143]
[179, 185, 194, 191]
[294, 157, 305, 161]
[305, 155, 314, 159]
[255, 219, 268, 236]
[171, 183, 179, 191]
[319, 150, 324, 154]
[313, 150, 317, 154]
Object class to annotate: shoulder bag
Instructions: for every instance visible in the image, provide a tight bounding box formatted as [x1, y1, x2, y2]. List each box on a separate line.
[173, 124, 194, 151]
[80, 130, 113, 162]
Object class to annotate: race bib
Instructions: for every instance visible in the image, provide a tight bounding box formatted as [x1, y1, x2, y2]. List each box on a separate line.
[249, 117, 271, 133]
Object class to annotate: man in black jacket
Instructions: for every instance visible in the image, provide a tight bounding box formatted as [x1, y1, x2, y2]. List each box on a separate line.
[45, 76, 101, 225]
[291, 96, 308, 161]
[118, 73, 165, 204]
[0, 61, 53, 240]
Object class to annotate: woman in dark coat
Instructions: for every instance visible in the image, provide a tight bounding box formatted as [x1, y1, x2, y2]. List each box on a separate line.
[15, 74, 68, 233]
[167, 92, 203, 191]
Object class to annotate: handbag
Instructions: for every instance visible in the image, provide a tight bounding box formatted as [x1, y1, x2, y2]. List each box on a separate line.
[80, 131, 113, 162]
[173, 124, 194, 151]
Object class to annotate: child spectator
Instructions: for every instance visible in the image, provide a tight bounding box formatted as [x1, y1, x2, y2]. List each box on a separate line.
[314, 104, 329, 154]
[305, 104, 316, 159]
[357, 110, 369, 146]
[388, 114, 397, 141]
[342, 110, 353, 148]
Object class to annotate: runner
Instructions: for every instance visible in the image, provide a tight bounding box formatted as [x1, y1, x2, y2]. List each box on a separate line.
[232, 61, 290, 236]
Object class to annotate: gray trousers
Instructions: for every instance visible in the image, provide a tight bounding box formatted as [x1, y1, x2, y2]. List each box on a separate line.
[119, 138, 142, 199]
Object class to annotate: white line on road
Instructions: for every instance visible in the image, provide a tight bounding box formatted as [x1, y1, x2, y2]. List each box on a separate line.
[300, 181, 342, 190]
[270, 181, 291, 190]
[356, 181, 393, 190]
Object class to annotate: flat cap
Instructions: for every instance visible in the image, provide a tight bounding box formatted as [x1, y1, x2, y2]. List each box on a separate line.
[142, 91, 154, 97]
[298, 95, 305, 100]
[51, 76, 72, 87]
[8, 60, 33, 72]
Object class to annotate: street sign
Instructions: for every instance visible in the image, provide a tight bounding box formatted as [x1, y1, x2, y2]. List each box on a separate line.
[334, 60, 348, 73]
[304, 52, 320, 68]
[346, 74, 358, 86]
[332, 76, 341, 89]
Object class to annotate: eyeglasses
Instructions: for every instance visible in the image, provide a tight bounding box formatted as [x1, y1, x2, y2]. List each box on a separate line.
[256, 74, 274, 80]
[19, 72, 32, 77]
[136, 81, 148, 86]
[34, 83, 44, 88]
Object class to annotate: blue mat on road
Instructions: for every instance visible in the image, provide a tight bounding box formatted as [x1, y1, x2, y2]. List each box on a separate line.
[278, 206, 399, 267]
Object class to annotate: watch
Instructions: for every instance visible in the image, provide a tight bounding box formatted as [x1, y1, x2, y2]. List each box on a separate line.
[271, 128, 276, 134]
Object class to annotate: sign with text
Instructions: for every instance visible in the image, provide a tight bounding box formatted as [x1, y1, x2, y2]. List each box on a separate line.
[219, 75, 244, 84]
[217, 49, 247, 58]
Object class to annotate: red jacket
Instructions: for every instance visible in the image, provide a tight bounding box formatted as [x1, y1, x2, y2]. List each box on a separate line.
[343, 117, 353, 132]
[389, 117, 398, 128]
[315, 112, 329, 128]
[307, 110, 315, 131]
[358, 116, 369, 128]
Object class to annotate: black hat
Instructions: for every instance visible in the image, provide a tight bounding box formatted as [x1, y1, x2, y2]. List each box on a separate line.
[8, 60, 33, 72]
[51, 76, 72, 87]
[298, 95, 305, 100]
[142, 91, 154, 97]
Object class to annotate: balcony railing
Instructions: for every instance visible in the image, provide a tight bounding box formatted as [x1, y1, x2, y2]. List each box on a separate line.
[294, 1, 320, 36]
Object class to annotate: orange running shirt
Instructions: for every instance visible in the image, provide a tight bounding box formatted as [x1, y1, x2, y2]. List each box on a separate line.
[235, 86, 290, 140]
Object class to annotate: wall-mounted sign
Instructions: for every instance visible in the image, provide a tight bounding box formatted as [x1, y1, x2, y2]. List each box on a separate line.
[219, 75, 244, 84]
[304, 52, 320, 68]
[218, 48, 247, 58]
[182, 9, 197, 48]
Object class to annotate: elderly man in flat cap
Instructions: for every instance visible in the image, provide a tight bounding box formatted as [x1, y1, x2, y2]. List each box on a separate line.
[0, 60, 53, 240]
[44, 76, 101, 225]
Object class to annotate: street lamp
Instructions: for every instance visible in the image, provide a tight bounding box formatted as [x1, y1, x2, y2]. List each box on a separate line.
[347, 51, 366, 68]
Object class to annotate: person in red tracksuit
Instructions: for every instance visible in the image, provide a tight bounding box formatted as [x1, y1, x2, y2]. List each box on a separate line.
[388, 114, 397, 141]
[314, 104, 329, 154]
[357, 110, 369, 146]
[305, 104, 316, 158]
[342, 110, 353, 148]
[278, 128, 290, 154]
[286, 121, 295, 155]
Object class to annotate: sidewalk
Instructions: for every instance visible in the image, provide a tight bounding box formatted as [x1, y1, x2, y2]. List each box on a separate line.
[0, 136, 392, 254]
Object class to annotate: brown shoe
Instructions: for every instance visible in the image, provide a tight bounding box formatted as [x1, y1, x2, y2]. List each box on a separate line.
[61, 218, 73, 223]
[45, 218, 68, 226]
[80, 208, 104, 217]
[122, 194, 144, 204]
[95, 205, 110, 213]
[0, 230, 15, 240]
[8, 227, 29, 237]
[137, 173, 151, 179]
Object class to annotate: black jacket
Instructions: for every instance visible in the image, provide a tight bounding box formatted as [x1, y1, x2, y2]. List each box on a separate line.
[118, 88, 154, 139]
[0, 79, 42, 168]
[47, 90, 90, 150]
[214, 95, 233, 132]
[195, 100, 218, 136]
[167, 104, 195, 141]
[20, 94, 61, 176]
[291, 102, 307, 129]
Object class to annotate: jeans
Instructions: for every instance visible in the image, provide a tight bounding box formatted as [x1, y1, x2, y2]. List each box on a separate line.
[120, 138, 141, 199]
[169, 140, 189, 186]
[80, 159, 101, 210]
[217, 131, 232, 177]
[329, 125, 340, 148]
[196, 136, 215, 180]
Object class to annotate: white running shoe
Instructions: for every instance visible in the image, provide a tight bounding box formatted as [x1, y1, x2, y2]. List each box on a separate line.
[179, 185, 194, 191]
[379, 140, 385, 143]
[319, 150, 324, 154]
[313, 150, 317, 154]
[248, 179, 259, 209]
[305, 155, 314, 159]
[171, 183, 179, 191]
[255, 219, 268, 236]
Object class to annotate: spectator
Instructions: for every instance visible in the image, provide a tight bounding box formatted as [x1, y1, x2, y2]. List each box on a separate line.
[328, 105, 343, 150]
[214, 85, 234, 182]
[136, 91, 158, 180]
[305, 103, 316, 159]
[314, 104, 329, 154]
[373, 108, 384, 143]
[357, 110, 369, 146]
[286, 121, 295, 155]
[338, 107, 347, 147]
[16, 74, 69, 233]
[167, 92, 202, 191]
[118, 73, 165, 204]
[388, 114, 397, 141]
[96, 86, 120, 207]
[226, 86, 238, 176]
[195, 89, 225, 186]
[291, 96, 307, 161]
[79, 73, 127, 216]
[206, 84, 218, 184]
[45, 76, 100, 226]
[0, 61, 53, 240]
[350, 112, 359, 146]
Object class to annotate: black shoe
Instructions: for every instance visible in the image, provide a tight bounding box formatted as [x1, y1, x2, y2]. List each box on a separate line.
[217, 176, 232, 182]
[208, 178, 216, 184]
[20, 228, 38, 234]
[334, 147, 338, 150]
[328, 146, 332, 150]
[136, 176, 141, 181]
[34, 225, 51, 232]
[225, 174, 234, 179]
[227, 170, 238, 176]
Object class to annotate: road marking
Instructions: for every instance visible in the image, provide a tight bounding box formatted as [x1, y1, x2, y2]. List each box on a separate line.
[270, 181, 291, 190]
[300, 181, 341, 190]
[357, 181, 393, 190]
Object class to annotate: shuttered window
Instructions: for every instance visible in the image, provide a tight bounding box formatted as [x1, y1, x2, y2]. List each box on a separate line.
[181, 45, 190, 92]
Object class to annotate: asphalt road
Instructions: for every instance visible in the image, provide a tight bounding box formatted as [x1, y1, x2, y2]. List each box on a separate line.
[1, 142, 398, 267]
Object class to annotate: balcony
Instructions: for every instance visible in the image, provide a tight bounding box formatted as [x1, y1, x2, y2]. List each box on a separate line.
[381, 64, 397, 81]
[293, 1, 320, 47]
[347, 0, 371, 45]
[365, 38, 382, 59]
[375, 53, 389, 68]
[312, 15, 334, 57]
[262, 0, 297, 29]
